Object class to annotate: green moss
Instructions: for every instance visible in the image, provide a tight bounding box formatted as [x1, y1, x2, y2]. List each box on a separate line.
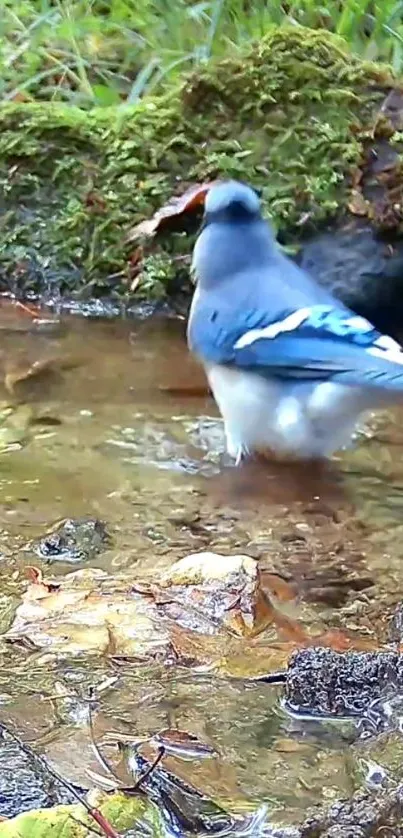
[0, 791, 166, 837]
[0, 26, 399, 304]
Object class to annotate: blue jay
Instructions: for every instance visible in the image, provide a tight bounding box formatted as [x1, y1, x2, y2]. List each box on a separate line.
[187, 180, 403, 463]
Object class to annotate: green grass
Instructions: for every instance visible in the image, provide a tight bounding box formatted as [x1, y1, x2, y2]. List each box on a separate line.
[1, 0, 403, 107]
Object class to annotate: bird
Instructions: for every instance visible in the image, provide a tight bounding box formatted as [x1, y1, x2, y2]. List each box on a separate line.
[187, 179, 403, 464]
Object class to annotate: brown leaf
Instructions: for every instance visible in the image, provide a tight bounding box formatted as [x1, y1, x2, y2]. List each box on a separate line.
[25, 566, 44, 584]
[274, 737, 313, 754]
[215, 641, 295, 678]
[151, 729, 217, 759]
[43, 720, 134, 791]
[0, 298, 54, 332]
[318, 627, 378, 652]
[169, 623, 230, 665]
[9, 91, 32, 103]
[251, 588, 309, 643]
[6, 568, 171, 660]
[125, 181, 218, 243]
[3, 354, 80, 395]
[260, 572, 295, 603]
[85, 191, 106, 213]
[169, 621, 293, 677]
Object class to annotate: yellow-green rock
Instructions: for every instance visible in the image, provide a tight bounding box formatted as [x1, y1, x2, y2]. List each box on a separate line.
[0, 791, 166, 837]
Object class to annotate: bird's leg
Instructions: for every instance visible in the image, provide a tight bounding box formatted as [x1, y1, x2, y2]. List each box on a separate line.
[234, 448, 245, 467]
[224, 427, 249, 466]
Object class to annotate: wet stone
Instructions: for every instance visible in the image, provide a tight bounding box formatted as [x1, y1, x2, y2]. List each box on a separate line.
[300, 788, 403, 838]
[285, 647, 403, 717]
[298, 224, 403, 340]
[322, 829, 365, 838]
[0, 737, 76, 818]
[388, 602, 403, 647]
[32, 517, 111, 564]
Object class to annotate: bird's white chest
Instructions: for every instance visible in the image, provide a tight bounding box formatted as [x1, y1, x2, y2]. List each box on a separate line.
[205, 364, 371, 461]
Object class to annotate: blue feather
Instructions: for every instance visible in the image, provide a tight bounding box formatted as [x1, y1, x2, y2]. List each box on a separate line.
[187, 179, 403, 461]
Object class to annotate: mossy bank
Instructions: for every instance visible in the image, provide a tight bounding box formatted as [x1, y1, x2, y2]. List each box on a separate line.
[0, 26, 402, 307]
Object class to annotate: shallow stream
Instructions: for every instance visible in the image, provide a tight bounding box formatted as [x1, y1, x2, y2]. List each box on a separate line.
[1, 305, 403, 830]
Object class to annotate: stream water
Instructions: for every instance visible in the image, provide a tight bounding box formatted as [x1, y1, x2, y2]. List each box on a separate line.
[1, 307, 403, 830]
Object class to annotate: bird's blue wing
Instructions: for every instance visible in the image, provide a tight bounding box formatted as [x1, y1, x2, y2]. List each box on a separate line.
[188, 297, 403, 391]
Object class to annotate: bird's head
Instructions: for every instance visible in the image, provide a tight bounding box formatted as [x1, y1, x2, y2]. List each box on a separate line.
[191, 179, 274, 288]
[203, 180, 262, 225]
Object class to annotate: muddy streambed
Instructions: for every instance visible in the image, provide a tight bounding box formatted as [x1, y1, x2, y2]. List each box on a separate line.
[1, 305, 403, 832]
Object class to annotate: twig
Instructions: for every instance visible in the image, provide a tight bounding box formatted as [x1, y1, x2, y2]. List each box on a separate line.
[87, 687, 166, 796]
[87, 687, 123, 785]
[0, 721, 122, 838]
[131, 745, 165, 792]
[13, 300, 42, 317]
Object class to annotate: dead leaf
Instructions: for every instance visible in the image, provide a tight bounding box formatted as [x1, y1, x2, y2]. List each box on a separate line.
[6, 568, 171, 660]
[169, 622, 231, 665]
[318, 627, 377, 652]
[260, 572, 295, 602]
[169, 622, 293, 677]
[251, 589, 309, 643]
[6, 561, 377, 673]
[125, 182, 218, 243]
[151, 729, 217, 760]
[85, 191, 106, 213]
[13, 301, 42, 317]
[43, 715, 135, 790]
[215, 641, 295, 678]
[24, 566, 44, 584]
[274, 737, 313, 754]
[9, 91, 32, 103]
[3, 355, 80, 394]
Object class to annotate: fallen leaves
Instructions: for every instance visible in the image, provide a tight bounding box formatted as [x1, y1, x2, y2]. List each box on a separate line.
[123, 180, 219, 294]
[5, 568, 171, 660]
[3, 552, 379, 678]
[126, 181, 218, 243]
[2, 353, 80, 396]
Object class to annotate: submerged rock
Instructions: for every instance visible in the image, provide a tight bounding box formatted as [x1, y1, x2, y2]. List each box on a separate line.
[284, 647, 403, 717]
[299, 787, 403, 837]
[298, 224, 403, 339]
[33, 516, 111, 563]
[158, 551, 264, 636]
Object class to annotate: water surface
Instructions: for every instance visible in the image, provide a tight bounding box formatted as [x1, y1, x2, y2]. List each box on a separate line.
[0, 307, 402, 828]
